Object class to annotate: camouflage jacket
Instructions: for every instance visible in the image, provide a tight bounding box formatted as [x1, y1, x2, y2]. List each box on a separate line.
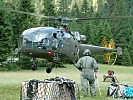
[76, 56, 98, 79]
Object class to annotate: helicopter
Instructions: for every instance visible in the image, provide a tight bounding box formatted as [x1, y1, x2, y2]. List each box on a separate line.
[1, 8, 129, 73]
[18, 16, 124, 73]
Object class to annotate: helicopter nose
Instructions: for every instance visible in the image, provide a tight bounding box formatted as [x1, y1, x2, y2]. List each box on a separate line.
[19, 35, 34, 50]
[18, 36, 26, 50]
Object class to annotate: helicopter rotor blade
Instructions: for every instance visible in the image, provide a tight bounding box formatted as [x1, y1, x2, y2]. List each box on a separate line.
[67, 16, 133, 21]
[48, 16, 133, 21]
[1, 7, 133, 21]
[0, 7, 55, 19]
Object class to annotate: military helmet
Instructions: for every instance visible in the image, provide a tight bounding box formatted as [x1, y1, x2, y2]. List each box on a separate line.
[83, 49, 91, 56]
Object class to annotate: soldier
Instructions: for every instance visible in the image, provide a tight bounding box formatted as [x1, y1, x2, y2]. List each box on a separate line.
[75, 49, 98, 97]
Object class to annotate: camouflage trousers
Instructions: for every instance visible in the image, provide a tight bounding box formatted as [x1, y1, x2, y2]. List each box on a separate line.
[80, 75, 96, 97]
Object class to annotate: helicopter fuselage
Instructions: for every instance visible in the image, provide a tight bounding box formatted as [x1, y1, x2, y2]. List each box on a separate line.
[18, 27, 121, 65]
[19, 27, 80, 63]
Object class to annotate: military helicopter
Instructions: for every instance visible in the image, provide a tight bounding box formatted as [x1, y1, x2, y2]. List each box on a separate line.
[1, 8, 128, 73]
[17, 16, 124, 73]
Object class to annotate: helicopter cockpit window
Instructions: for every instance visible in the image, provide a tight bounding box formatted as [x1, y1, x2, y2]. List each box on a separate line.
[43, 38, 49, 47]
[56, 31, 62, 39]
[52, 33, 59, 50]
[22, 27, 57, 42]
[62, 32, 71, 39]
[41, 38, 50, 49]
[38, 37, 50, 49]
[52, 39, 58, 50]
[33, 29, 53, 42]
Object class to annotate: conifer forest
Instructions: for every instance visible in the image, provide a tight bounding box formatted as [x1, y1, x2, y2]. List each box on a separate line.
[0, 0, 133, 70]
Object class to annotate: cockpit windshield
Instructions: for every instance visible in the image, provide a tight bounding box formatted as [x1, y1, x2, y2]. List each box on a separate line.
[22, 27, 57, 42]
[56, 30, 71, 39]
[62, 32, 71, 39]
[20, 27, 72, 50]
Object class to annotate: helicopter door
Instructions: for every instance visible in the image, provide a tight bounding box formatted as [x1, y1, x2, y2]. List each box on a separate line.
[59, 33, 71, 56]
[68, 37, 79, 61]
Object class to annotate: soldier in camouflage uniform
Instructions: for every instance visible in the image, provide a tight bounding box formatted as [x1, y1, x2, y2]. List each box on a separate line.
[75, 49, 98, 97]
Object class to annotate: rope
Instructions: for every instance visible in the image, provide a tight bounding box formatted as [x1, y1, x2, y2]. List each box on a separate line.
[108, 52, 118, 66]
[96, 77, 103, 97]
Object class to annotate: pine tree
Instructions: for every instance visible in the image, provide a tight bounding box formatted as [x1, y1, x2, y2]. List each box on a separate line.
[105, 0, 116, 17]
[0, 1, 12, 61]
[81, 0, 93, 17]
[18, 0, 38, 31]
[105, 0, 133, 65]
[0, 26, 11, 61]
[6, 1, 19, 49]
[16, 0, 38, 68]
[125, 0, 133, 29]
[95, 21, 112, 46]
[42, 0, 55, 16]
[122, 48, 132, 66]
[84, 20, 97, 44]
[89, 0, 113, 64]
[128, 39, 133, 65]
[70, 1, 80, 17]
[80, 0, 95, 44]
[56, 0, 70, 17]
[41, 0, 55, 26]
[109, 0, 132, 47]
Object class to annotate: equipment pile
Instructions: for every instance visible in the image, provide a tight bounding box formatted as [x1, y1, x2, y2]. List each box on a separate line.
[20, 77, 80, 100]
[107, 83, 133, 99]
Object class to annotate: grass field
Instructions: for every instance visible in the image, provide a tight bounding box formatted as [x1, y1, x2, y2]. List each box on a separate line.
[0, 64, 133, 100]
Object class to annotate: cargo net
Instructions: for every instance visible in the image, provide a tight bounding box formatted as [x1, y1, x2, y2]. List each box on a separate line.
[20, 77, 80, 100]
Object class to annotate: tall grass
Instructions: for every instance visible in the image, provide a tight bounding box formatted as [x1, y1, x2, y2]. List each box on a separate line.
[0, 64, 133, 100]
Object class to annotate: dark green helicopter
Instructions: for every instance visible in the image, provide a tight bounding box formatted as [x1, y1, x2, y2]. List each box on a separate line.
[2, 8, 129, 73]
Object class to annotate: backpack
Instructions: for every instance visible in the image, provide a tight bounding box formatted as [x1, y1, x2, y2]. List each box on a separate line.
[107, 83, 133, 99]
[119, 85, 133, 98]
[107, 83, 119, 98]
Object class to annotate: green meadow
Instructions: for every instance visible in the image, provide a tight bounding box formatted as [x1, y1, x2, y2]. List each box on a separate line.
[0, 64, 133, 100]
